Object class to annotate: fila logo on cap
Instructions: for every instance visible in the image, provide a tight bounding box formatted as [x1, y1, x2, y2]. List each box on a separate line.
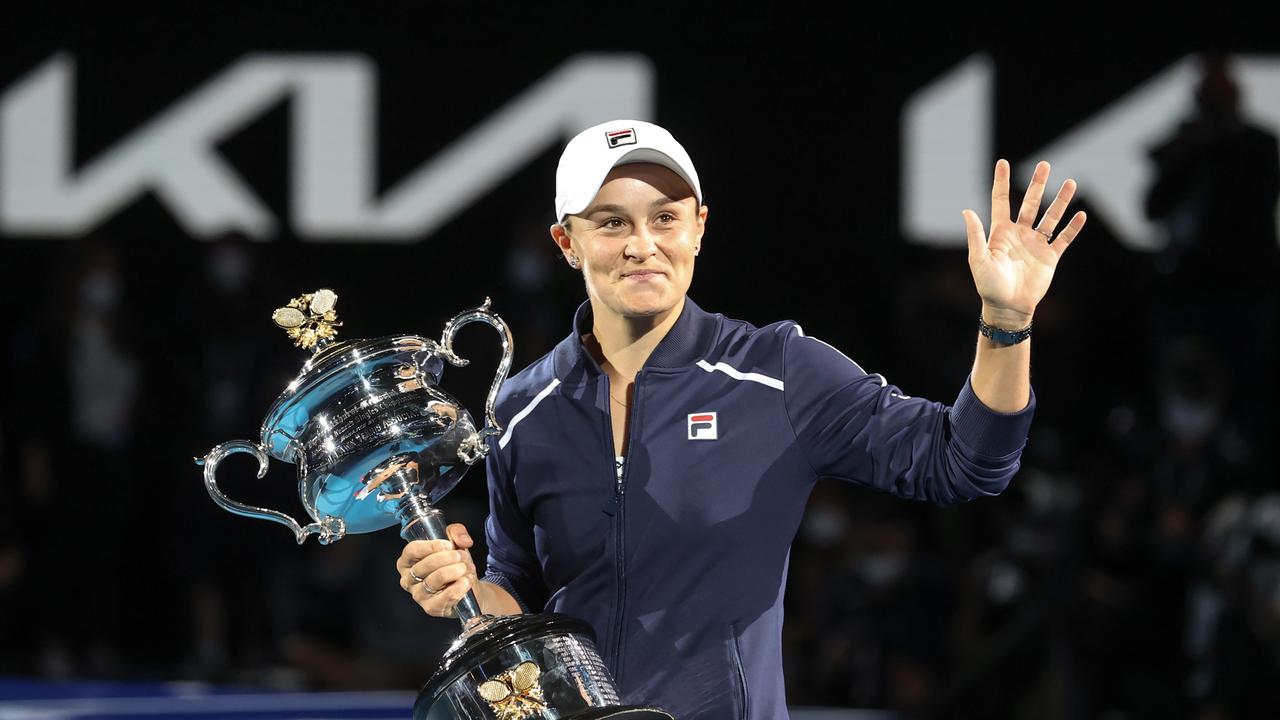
[688, 412, 717, 440]
[606, 128, 637, 148]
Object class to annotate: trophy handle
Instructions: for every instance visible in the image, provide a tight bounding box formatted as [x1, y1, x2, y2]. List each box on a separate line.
[194, 440, 346, 545]
[438, 298, 513, 465]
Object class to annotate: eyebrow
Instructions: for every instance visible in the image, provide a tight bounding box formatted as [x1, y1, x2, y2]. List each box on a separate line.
[581, 197, 682, 216]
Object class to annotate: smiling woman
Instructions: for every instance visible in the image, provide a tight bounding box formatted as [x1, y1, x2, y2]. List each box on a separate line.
[550, 163, 707, 334]
[395, 118, 1082, 720]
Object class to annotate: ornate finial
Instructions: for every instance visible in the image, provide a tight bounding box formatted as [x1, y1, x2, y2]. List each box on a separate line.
[272, 289, 342, 350]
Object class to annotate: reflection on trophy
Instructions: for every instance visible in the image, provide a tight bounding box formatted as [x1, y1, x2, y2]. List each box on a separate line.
[194, 289, 672, 720]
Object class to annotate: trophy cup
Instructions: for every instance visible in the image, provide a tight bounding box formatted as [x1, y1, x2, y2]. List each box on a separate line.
[195, 290, 672, 720]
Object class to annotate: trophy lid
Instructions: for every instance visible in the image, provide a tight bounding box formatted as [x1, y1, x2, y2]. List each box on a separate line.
[257, 290, 446, 462]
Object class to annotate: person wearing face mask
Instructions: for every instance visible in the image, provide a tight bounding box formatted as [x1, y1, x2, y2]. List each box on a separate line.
[395, 120, 1087, 720]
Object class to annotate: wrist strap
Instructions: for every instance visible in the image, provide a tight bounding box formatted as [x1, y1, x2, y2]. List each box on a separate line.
[978, 314, 1032, 345]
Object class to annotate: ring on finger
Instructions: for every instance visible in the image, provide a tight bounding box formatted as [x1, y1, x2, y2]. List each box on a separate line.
[411, 570, 440, 594]
[1035, 227, 1054, 241]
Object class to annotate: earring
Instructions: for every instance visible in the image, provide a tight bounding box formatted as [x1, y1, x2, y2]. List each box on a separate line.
[567, 255, 580, 269]
[693, 246, 700, 256]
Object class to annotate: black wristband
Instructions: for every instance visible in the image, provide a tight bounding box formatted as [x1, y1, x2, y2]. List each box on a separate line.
[978, 314, 1032, 346]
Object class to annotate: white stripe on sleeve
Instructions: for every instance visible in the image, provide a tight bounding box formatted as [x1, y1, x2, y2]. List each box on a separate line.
[695, 359, 785, 391]
[793, 324, 896, 392]
[497, 379, 561, 449]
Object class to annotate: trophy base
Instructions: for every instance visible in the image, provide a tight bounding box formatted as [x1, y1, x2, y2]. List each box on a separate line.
[415, 613, 674, 720]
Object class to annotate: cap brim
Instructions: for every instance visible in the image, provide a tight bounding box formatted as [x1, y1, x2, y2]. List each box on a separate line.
[559, 148, 700, 221]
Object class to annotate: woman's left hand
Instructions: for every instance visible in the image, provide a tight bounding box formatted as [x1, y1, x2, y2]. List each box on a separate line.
[962, 159, 1087, 327]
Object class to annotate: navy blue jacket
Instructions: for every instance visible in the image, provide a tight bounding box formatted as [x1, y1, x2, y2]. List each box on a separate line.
[481, 297, 1035, 720]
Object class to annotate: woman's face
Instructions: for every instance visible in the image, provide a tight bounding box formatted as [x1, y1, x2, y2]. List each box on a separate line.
[552, 163, 707, 323]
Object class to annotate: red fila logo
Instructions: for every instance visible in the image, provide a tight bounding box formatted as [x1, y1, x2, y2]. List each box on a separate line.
[606, 128, 637, 148]
[688, 412, 717, 440]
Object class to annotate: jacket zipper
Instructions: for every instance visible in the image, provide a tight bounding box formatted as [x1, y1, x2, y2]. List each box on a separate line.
[730, 623, 750, 720]
[604, 369, 643, 690]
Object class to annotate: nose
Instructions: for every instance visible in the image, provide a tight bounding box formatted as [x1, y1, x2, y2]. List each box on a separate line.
[624, 228, 658, 261]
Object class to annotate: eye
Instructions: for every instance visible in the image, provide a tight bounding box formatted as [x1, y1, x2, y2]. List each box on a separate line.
[655, 212, 677, 224]
[601, 217, 627, 230]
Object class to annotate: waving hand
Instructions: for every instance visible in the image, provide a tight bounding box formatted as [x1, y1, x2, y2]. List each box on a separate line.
[962, 159, 1086, 327]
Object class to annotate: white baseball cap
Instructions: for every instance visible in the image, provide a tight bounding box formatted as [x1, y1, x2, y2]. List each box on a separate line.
[554, 119, 703, 223]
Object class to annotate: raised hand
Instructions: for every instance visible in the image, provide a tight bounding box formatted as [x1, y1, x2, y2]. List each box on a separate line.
[962, 159, 1086, 327]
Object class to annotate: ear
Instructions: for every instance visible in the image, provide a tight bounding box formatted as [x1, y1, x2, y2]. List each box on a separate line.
[549, 221, 574, 261]
[694, 204, 709, 250]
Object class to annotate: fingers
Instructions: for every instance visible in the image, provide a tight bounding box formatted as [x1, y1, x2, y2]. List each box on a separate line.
[981, 157, 1084, 258]
[396, 524, 469, 568]
[1015, 161, 1051, 227]
[990, 159, 1011, 226]
[396, 538, 466, 589]
[447, 523, 474, 549]
[397, 539, 445, 571]
[396, 535, 479, 620]
[962, 209, 988, 262]
[1034, 178, 1077, 237]
[412, 575, 473, 618]
[410, 542, 472, 574]
[411, 549, 476, 592]
[1049, 210, 1087, 257]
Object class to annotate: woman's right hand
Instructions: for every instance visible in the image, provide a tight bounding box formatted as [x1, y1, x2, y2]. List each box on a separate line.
[396, 522, 478, 618]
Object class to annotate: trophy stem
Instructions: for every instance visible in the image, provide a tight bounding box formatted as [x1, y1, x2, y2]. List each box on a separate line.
[397, 491, 486, 627]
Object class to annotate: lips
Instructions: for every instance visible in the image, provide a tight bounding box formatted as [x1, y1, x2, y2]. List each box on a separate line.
[622, 270, 664, 279]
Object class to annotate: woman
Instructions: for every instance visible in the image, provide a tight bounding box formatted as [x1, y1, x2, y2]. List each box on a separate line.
[396, 120, 1085, 720]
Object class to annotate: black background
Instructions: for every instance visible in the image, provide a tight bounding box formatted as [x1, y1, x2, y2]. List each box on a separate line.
[3, 1, 1279, 714]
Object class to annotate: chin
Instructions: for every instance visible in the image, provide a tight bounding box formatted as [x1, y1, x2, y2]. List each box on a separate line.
[623, 307, 666, 319]
[620, 294, 677, 318]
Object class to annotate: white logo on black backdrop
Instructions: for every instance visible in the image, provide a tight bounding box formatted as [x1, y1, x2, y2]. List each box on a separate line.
[0, 53, 653, 240]
[6, 53, 1277, 247]
[902, 54, 1280, 251]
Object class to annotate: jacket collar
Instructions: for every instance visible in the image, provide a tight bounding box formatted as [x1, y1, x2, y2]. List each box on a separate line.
[551, 296, 719, 381]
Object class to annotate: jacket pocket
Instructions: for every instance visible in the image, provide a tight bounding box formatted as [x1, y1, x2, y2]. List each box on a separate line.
[729, 623, 750, 720]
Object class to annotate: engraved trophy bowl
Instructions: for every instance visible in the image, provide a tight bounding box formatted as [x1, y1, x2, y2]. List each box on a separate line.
[194, 289, 673, 720]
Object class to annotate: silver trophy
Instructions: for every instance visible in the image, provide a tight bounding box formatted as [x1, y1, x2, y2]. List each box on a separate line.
[195, 290, 672, 720]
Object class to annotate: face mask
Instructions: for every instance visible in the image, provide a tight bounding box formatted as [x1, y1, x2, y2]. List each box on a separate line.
[80, 270, 121, 311]
[802, 506, 846, 547]
[1161, 394, 1219, 442]
[856, 554, 906, 588]
[506, 244, 551, 291]
[986, 562, 1025, 604]
[208, 246, 251, 293]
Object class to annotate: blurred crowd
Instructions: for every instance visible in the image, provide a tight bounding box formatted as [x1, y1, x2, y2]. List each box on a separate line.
[1, 56, 1277, 719]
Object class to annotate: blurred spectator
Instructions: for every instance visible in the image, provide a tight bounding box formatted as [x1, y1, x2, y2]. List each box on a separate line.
[1144, 53, 1280, 447]
[1190, 494, 1280, 719]
[178, 235, 298, 682]
[1145, 53, 1279, 288]
[787, 488, 952, 713]
[1, 243, 141, 678]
